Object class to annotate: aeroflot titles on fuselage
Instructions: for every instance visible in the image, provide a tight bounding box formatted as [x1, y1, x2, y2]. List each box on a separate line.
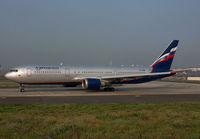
[35, 66, 60, 70]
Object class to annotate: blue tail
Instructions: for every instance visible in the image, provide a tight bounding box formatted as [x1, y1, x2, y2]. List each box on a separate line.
[151, 40, 179, 73]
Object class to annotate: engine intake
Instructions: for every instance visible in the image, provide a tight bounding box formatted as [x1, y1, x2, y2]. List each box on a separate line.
[82, 78, 101, 90]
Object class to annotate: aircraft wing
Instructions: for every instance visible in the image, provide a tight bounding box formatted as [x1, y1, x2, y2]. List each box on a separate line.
[74, 71, 175, 82]
[101, 72, 174, 80]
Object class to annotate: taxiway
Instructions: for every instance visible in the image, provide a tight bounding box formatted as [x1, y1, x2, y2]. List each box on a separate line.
[0, 81, 200, 104]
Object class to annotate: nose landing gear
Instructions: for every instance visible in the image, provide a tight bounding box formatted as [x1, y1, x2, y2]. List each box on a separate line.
[19, 84, 25, 92]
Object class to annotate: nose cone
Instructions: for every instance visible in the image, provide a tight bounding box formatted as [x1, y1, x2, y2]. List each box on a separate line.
[5, 73, 12, 80]
[5, 73, 9, 79]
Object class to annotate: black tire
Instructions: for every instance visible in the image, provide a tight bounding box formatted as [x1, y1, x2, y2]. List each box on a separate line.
[104, 87, 115, 91]
[20, 88, 25, 92]
[111, 88, 115, 91]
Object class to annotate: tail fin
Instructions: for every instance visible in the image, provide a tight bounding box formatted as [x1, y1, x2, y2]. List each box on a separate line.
[151, 40, 179, 73]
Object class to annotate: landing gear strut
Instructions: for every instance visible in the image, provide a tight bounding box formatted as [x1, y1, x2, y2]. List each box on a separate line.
[104, 86, 115, 91]
[19, 84, 25, 92]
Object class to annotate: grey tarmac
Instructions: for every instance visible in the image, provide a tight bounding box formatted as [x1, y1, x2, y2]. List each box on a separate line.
[0, 81, 200, 104]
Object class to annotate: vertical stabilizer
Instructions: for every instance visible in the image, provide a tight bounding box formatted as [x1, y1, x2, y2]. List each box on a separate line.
[151, 40, 179, 72]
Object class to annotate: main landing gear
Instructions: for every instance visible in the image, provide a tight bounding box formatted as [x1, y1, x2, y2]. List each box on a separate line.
[19, 84, 25, 92]
[103, 86, 115, 91]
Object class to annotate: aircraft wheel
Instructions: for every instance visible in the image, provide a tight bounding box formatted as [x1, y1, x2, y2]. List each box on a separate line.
[104, 87, 115, 91]
[20, 88, 25, 92]
[110, 88, 115, 91]
[19, 84, 25, 92]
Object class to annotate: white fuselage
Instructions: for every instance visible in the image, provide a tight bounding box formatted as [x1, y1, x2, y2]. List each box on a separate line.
[5, 65, 150, 84]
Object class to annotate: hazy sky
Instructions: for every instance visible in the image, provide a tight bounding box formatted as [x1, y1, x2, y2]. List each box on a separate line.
[0, 0, 200, 69]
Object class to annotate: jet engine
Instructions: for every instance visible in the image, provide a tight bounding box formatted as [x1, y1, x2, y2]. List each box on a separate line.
[82, 78, 101, 90]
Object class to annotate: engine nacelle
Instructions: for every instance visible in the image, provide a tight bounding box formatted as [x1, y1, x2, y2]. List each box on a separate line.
[82, 78, 101, 90]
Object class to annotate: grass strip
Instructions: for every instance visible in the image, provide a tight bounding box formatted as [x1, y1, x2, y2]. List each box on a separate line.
[0, 102, 199, 138]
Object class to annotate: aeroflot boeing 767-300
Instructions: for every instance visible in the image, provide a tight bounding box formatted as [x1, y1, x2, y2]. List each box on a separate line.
[5, 40, 179, 92]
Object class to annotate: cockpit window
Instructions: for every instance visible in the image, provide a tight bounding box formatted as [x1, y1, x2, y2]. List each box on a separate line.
[10, 69, 18, 72]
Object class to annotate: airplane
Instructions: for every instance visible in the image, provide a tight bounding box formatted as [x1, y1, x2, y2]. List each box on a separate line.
[5, 40, 179, 92]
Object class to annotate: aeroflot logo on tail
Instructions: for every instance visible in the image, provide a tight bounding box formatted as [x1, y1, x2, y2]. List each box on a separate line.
[157, 46, 177, 62]
[35, 66, 59, 70]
